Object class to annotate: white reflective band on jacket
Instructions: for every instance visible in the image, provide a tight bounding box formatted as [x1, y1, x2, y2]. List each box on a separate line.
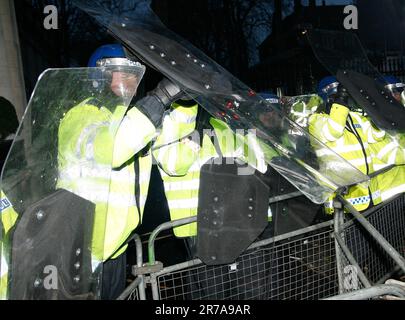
[381, 183, 405, 201]
[0, 253, 7, 278]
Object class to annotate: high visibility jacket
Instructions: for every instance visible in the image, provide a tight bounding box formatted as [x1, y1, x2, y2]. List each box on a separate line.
[0, 191, 18, 299]
[154, 112, 268, 238]
[57, 98, 157, 262]
[371, 132, 405, 202]
[309, 103, 385, 213]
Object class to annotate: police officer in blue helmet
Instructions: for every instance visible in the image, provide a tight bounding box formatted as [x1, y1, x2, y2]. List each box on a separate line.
[382, 75, 405, 106]
[88, 44, 128, 67]
[259, 91, 280, 105]
[88, 44, 184, 124]
[84, 44, 186, 299]
[317, 76, 339, 103]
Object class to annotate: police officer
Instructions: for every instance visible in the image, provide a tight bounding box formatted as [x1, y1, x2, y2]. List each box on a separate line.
[309, 77, 403, 214]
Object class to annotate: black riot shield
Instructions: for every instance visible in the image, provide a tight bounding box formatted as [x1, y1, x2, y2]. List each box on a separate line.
[308, 29, 405, 131]
[9, 189, 95, 300]
[197, 160, 269, 265]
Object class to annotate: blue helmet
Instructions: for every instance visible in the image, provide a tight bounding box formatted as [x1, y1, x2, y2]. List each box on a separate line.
[382, 75, 405, 93]
[317, 76, 339, 99]
[259, 92, 280, 104]
[383, 75, 402, 86]
[88, 44, 126, 67]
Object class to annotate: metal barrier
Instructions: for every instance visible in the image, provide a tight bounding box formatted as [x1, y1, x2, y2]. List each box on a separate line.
[117, 234, 145, 300]
[333, 194, 405, 295]
[121, 193, 405, 300]
[147, 221, 338, 300]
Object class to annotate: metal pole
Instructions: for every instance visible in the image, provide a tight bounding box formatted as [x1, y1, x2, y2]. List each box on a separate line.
[269, 191, 302, 204]
[150, 274, 160, 300]
[133, 234, 146, 300]
[338, 195, 405, 274]
[334, 205, 345, 294]
[115, 234, 146, 300]
[116, 277, 142, 301]
[324, 284, 405, 300]
[334, 233, 372, 289]
[148, 217, 197, 265]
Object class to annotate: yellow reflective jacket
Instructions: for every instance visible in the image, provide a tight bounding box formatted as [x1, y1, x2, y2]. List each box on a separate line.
[0, 191, 18, 299]
[57, 98, 156, 262]
[309, 103, 384, 213]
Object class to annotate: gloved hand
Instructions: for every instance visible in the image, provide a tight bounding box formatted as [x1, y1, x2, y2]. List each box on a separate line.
[332, 84, 350, 107]
[148, 78, 187, 107]
[136, 78, 189, 128]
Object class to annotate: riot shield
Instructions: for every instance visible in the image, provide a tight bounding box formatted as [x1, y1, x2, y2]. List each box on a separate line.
[307, 29, 405, 131]
[73, 0, 369, 205]
[0, 65, 143, 299]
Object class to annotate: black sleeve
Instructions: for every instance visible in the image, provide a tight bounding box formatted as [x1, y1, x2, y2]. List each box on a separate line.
[135, 95, 165, 128]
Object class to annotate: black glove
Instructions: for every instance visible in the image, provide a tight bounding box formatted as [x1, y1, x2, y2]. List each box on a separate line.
[136, 78, 187, 128]
[332, 84, 350, 107]
[148, 78, 187, 107]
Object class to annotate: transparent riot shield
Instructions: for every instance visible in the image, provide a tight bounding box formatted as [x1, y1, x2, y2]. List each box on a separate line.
[0, 65, 143, 300]
[307, 29, 405, 131]
[73, 0, 369, 205]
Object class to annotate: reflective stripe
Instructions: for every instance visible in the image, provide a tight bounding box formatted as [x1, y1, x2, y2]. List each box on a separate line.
[347, 194, 370, 206]
[61, 184, 138, 207]
[315, 148, 333, 158]
[381, 184, 405, 201]
[378, 142, 399, 160]
[165, 179, 200, 191]
[0, 255, 8, 277]
[268, 206, 272, 218]
[371, 190, 381, 201]
[159, 115, 177, 145]
[246, 134, 267, 173]
[166, 146, 178, 176]
[327, 118, 345, 133]
[388, 149, 398, 165]
[349, 112, 363, 124]
[373, 129, 385, 140]
[170, 108, 197, 124]
[167, 198, 199, 209]
[348, 157, 371, 167]
[331, 142, 368, 154]
[372, 162, 391, 171]
[59, 164, 148, 184]
[322, 125, 337, 142]
[76, 122, 109, 159]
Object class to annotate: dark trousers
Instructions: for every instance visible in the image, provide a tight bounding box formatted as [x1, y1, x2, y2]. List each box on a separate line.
[101, 252, 127, 300]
